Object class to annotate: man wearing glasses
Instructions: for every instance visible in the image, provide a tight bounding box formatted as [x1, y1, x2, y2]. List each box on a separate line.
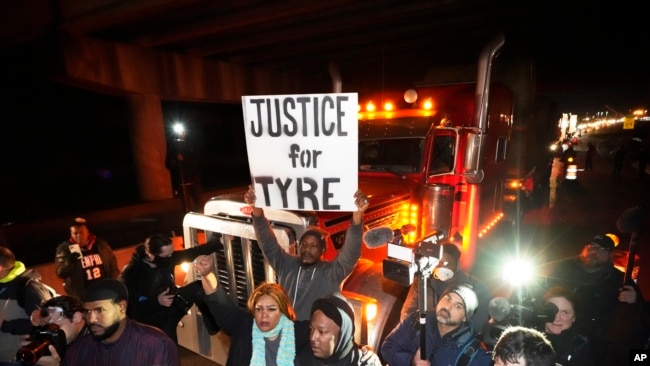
[548, 233, 644, 365]
[20, 296, 88, 365]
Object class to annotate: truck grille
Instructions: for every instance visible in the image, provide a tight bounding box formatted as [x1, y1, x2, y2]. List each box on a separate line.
[215, 236, 268, 309]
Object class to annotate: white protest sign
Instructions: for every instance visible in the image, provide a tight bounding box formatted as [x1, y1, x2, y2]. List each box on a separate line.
[242, 93, 358, 211]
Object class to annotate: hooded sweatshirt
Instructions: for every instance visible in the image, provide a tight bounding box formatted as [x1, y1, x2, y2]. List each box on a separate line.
[0, 262, 54, 362]
[252, 213, 362, 321]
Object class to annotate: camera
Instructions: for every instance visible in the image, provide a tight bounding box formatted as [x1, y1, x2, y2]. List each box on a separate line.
[482, 296, 559, 349]
[383, 231, 445, 287]
[168, 285, 193, 313]
[16, 323, 66, 365]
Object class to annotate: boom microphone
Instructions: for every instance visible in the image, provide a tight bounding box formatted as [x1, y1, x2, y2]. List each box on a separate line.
[616, 206, 648, 234]
[363, 227, 394, 248]
[488, 297, 511, 323]
[616, 206, 648, 285]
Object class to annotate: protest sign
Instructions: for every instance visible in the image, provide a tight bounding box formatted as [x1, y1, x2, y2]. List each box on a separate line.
[242, 93, 358, 211]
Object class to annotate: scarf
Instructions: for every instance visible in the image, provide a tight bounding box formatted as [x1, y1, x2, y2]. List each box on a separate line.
[250, 313, 296, 366]
[0, 261, 26, 283]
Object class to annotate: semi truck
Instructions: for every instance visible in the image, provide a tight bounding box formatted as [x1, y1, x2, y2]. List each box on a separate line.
[176, 34, 527, 364]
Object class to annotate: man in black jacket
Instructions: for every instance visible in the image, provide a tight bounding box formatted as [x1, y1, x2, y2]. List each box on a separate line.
[120, 233, 221, 342]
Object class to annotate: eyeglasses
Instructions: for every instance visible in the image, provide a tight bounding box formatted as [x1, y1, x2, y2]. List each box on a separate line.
[46, 307, 66, 324]
[47, 313, 65, 324]
[584, 243, 609, 252]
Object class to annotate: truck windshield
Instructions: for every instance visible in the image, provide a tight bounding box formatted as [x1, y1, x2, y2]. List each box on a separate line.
[359, 138, 424, 173]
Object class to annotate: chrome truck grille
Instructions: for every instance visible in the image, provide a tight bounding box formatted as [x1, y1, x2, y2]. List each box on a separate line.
[215, 236, 268, 309]
[182, 212, 293, 310]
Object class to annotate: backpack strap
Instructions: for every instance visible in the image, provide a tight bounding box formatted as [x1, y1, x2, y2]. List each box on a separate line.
[455, 336, 483, 366]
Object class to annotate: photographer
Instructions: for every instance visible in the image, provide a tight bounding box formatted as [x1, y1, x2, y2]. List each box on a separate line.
[541, 287, 594, 366]
[548, 233, 644, 363]
[119, 233, 221, 342]
[18, 296, 88, 366]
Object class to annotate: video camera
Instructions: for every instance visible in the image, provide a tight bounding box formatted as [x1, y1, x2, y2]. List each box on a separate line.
[482, 296, 558, 348]
[15, 323, 67, 365]
[382, 231, 445, 287]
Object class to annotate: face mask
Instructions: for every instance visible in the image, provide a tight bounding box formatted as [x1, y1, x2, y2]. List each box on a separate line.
[433, 267, 454, 281]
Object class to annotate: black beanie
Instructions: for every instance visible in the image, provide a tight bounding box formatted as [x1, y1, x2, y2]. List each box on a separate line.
[310, 292, 355, 329]
[82, 279, 129, 302]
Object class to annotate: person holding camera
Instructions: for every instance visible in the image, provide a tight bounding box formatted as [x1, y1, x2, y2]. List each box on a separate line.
[548, 233, 645, 363]
[541, 286, 595, 366]
[119, 232, 221, 342]
[17, 296, 88, 366]
[0, 246, 55, 363]
[381, 283, 491, 366]
[54, 218, 119, 299]
[243, 185, 369, 321]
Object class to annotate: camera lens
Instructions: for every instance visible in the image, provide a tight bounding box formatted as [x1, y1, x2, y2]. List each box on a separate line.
[16, 339, 51, 365]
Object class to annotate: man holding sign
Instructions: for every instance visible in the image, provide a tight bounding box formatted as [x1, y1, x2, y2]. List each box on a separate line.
[244, 185, 369, 321]
[241, 92, 366, 320]
[242, 93, 368, 320]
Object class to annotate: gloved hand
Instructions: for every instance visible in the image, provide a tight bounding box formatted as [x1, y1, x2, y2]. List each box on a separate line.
[69, 252, 81, 261]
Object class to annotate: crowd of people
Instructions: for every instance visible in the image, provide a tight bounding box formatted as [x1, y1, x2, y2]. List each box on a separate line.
[1, 188, 649, 366]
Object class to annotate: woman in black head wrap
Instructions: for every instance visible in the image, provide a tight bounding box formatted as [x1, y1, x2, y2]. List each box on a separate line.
[305, 292, 382, 366]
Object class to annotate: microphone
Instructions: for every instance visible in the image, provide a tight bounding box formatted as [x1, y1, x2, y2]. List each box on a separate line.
[421, 230, 446, 243]
[363, 227, 394, 248]
[488, 297, 511, 323]
[616, 206, 648, 234]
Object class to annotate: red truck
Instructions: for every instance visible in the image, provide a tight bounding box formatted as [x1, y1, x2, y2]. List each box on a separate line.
[176, 34, 527, 364]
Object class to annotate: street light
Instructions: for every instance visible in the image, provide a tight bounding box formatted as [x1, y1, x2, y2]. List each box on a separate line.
[173, 122, 186, 141]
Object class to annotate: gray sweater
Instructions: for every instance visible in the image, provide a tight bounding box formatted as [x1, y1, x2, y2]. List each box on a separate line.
[252, 213, 362, 321]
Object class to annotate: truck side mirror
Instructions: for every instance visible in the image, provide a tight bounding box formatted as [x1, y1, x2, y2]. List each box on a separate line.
[464, 131, 485, 184]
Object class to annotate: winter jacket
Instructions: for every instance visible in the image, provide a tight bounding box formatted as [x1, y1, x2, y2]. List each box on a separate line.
[545, 327, 595, 366]
[381, 311, 492, 366]
[55, 235, 118, 299]
[203, 286, 312, 366]
[120, 240, 221, 322]
[0, 263, 55, 362]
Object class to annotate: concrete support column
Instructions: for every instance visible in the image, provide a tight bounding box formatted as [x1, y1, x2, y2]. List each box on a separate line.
[126, 94, 173, 201]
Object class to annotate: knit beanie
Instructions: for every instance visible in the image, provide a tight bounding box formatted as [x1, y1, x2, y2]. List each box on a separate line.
[442, 283, 478, 320]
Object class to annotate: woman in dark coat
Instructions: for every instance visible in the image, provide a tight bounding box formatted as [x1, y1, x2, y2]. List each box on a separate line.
[542, 286, 596, 366]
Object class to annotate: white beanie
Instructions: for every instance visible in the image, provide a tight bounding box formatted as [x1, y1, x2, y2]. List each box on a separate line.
[443, 283, 479, 320]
